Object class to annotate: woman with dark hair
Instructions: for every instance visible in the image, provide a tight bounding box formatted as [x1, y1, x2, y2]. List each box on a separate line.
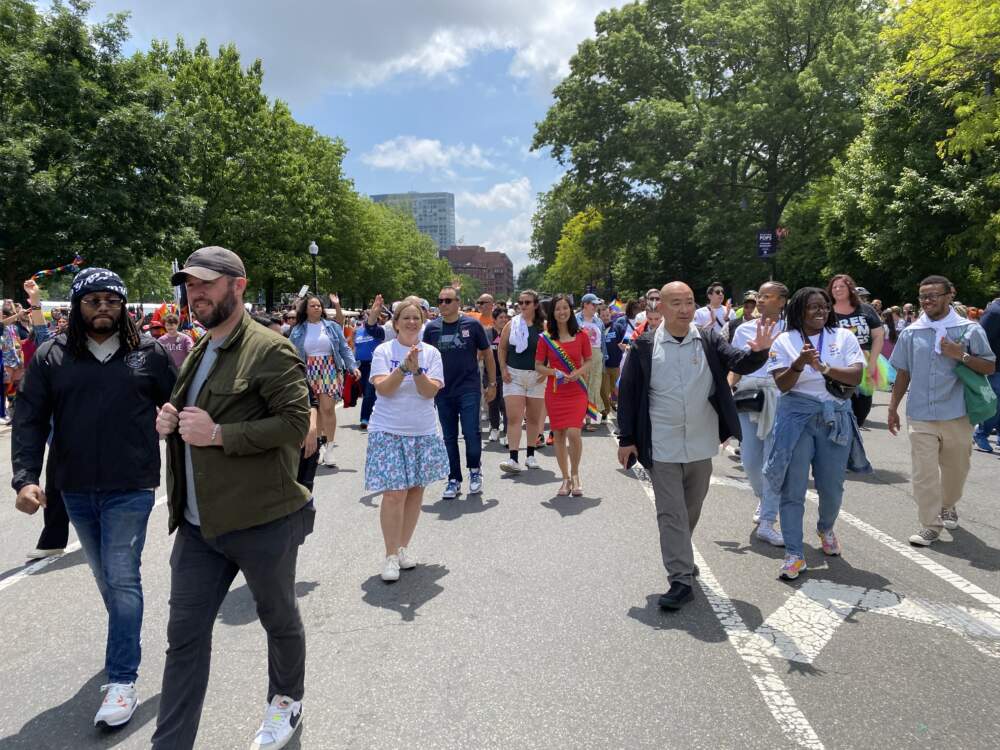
[881, 308, 900, 359]
[534, 294, 594, 496]
[288, 293, 358, 468]
[765, 287, 870, 580]
[498, 289, 547, 472]
[827, 274, 883, 426]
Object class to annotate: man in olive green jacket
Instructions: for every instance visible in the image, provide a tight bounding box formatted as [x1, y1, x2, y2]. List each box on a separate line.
[152, 246, 313, 750]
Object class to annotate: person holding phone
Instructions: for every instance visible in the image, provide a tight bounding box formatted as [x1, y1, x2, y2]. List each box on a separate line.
[617, 282, 774, 610]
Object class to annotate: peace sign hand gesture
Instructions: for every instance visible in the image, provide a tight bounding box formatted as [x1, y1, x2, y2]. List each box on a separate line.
[747, 318, 778, 352]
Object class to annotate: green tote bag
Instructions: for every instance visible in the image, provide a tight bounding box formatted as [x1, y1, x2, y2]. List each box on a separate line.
[954, 363, 998, 425]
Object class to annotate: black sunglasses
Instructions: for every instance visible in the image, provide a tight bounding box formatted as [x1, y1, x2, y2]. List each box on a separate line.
[438, 297, 457, 304]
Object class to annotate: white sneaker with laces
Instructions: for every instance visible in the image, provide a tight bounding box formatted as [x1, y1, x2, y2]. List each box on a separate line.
[908, 528, 940, 546]
[323, 444, 337, 468]
[755, 521, 785, 547]
[499, 459, 523, 473]
[524, 455, 539, 469]
[250, 695, 302, 750]
[317, 443, 326, 465]
[381, 555, 400, 582]
[488, 429, 499, 442]
[939, 507, 959, 530]
[397, 546, 417, 570]
[752, 501, 762, 525]
[94, 682, 138, 728]
[469, 469, 484, 494]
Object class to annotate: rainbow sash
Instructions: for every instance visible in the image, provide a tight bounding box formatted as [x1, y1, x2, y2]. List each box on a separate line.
[539, 332, 600, 421]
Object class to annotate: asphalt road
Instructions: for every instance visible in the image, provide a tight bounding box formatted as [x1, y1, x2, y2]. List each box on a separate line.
[0, 391, 998, 749]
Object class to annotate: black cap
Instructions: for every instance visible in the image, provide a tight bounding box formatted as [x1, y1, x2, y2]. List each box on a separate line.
[171, 246, 246, 285]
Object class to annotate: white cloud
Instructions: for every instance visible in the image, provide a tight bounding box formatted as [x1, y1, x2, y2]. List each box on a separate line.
[88, 0, 629, 103]
[483, 210, 535, 273]
[361, 136, 494, 174]
[458, 177, 533, 212]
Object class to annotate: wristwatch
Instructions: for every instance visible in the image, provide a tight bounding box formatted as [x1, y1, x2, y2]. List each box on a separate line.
[819, 362, 831, 375]
[962, 352, 971, 364]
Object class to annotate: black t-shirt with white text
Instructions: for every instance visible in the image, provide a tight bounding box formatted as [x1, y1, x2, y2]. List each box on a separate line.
[835, 304, 882, 351]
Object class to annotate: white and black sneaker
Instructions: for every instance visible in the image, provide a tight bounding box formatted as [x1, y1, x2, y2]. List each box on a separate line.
[939, 508, 959, 530]
[250, 695, 302, 749]
[908, 528, 940, 546]
[94, 682, 138, 728]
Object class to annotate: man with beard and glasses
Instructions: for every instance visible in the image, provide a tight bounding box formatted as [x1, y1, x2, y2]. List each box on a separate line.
[12, 267, 176, 729]
[153, 246, 313, 750]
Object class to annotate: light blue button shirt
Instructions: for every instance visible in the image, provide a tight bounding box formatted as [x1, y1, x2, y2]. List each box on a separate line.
[889, 322, 994, 421]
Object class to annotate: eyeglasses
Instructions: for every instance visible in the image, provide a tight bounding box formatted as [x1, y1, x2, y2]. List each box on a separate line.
[918, 292, 950, 302]
[806, 303, 830, 313]
[81, 297, 123, 309]
[518, 299, 534, 306]
[438, 297, 457, 304]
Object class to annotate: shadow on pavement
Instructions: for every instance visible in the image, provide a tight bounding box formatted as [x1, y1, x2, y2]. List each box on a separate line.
[846, 467, 909, 485]
[497, 469, 559, 487]
[32, 548, 88, 577]
[422, 496, 499, 520]
[933, 527, 1000, 572]
[540, 496, 601, 517]
[0, 671, 160, 750]
[218, 581, 320, 627]
[359, 491, 381, 508]
[361, 563, 449, 622]
[626, 593, 728, 643]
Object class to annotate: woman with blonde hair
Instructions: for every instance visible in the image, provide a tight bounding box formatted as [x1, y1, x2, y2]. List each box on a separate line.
[366, 296, 449, 582]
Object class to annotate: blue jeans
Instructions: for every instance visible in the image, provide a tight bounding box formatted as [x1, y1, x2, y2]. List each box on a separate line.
[359, 359, 376, 424]
[436, 389, 482, 481]
[974, 372, 1000, 438]
[777, 414, 850, 558]
[62, 489, 155, 683]
[738, 412, 779, 524]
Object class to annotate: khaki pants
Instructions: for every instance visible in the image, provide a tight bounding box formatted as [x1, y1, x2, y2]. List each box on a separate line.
[584, 360, 603, 419]
[600, 367, 619, 414]
[908, 416, 972, 529]
[647, 459, 713, 586]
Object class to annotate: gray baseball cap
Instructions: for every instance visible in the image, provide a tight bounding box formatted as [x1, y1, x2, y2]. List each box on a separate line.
[581, 293, 603, 305]
[171, 246, 246, 285]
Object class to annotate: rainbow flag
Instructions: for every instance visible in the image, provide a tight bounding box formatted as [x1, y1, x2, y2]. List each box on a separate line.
[538, 332, 601, 421]
[609, 298, 625, 316]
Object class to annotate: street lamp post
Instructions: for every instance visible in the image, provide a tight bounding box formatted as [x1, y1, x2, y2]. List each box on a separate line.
[308, 240, 319, 294]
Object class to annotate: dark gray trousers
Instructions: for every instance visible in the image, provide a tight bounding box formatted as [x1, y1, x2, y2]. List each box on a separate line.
[647, 459, 713, 586]
[151, 503, 314, 750]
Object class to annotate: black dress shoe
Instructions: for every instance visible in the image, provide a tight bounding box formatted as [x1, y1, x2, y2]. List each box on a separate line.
[658, 582, 693, 610]
[693, 564, 700, 578]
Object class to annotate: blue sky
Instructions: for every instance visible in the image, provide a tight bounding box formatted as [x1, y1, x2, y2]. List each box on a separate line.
[86, 0, 627, 273]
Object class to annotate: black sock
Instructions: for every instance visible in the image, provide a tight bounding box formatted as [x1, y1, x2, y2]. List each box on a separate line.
[509, 450, 518, 462]
[526, 446, 535, 457]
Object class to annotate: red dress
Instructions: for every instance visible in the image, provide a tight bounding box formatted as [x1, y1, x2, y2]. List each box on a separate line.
[535, 331, 592, 429]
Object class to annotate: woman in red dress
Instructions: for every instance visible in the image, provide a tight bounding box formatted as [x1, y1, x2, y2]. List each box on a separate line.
[535, 294, 594, 496]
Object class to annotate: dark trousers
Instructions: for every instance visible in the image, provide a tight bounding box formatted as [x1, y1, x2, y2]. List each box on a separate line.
[851, 392, 873, 427]
[489, 381, 507, 432]
[296, 446, 319, 492]
[436, 390, 483, 481]
[359, 359, 376, 423]
[152, 504, 314, 750]
[37, 485, 69, 550]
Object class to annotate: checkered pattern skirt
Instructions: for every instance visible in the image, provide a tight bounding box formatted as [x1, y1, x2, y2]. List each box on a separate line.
[306, 354, 341, 399]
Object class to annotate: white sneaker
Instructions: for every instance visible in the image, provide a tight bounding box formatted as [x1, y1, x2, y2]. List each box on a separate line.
[381, 555, 400, 582]
[468, 469, 484, 494]
[755, 521, 785, 547]
[488, 429, 499, 442]
[26, 547, 64, 560]
[524, 455, 539, 470]
[94, 682, 138, 728]
[499, 459, 523, 474]
[323, 444, 337, 468]
[909, 528, 940, 546]
[250, 695, 303, 749]
[397, 547, 417, 570]
[752, 501, 762, 525]
[318, 443, 326, 464]
[499, 434, 508, 447]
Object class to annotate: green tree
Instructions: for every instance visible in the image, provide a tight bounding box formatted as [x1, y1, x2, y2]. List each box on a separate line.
[543, 208, 607, 294]
[453, 274, 482, 306]
[516, 263, 545, 292]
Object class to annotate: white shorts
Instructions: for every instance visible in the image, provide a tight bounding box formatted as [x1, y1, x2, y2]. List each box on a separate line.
[505, 366, 546, 399]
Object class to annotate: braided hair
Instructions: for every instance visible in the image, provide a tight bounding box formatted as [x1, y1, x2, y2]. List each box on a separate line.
[758, 281, 790, 322]
[784, 287, 836, 337]
[66, 297, 141, 359]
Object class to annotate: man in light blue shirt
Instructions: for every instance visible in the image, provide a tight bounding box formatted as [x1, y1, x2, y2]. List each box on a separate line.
[888, 275, 995, 546]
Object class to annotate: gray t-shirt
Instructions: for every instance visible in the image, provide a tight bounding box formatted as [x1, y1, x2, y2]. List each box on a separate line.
[184, 338, 222, 525]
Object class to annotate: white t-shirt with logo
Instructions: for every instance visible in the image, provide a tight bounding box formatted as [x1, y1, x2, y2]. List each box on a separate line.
[767, 327, 865, 402]
[367, 340, 445, 436]
[694, 305, 735, 330]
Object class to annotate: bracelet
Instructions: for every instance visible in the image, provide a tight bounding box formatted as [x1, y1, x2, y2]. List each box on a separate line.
[29, 305, 41, 311]
[210, 423, 221, 444]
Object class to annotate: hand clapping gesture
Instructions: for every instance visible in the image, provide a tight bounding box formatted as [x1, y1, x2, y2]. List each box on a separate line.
[404, 345, 420, 374]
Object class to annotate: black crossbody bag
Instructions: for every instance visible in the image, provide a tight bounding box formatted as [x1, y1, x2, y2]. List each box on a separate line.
[814, 329, 858, 400]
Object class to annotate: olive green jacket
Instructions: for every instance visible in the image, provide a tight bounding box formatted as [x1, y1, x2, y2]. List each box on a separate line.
[166, 311, 311, 538]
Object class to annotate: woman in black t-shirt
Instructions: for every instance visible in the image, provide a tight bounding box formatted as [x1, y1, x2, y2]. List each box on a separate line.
[828, 274, 884, 426]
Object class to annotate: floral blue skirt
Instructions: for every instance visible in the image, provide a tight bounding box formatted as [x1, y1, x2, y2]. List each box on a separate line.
[364, 431, 450, 493]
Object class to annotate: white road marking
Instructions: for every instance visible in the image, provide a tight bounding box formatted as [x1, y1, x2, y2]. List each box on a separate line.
[751, 579, 1000, 663]
[0, 494, 167, 595]
[710, 474, 1000, 615]
[630, 466, 825, 749]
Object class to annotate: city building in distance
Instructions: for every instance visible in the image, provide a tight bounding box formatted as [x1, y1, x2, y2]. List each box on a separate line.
[442, 245, 514, 300]
[370, 191, 456, 252]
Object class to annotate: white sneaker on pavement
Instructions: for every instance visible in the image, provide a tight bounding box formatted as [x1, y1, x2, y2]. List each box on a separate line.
[250, 695, 302, 750]
[94, 682, 138, 728]
[397, 547, 417, 570]
[755, 521, 785, 547]
[499, 459, 523, 473]
[381, 555, 400, 582]
[908, 528, 940, 546]
[26, 547, 64, 561]
[752, 501, 762, 525]
[488, 429, 499, 442]
[323, 444, 337, 468]
[499, 434, 508, 447]
[469, 469, 483, 494]
[524, 455, 539, 470]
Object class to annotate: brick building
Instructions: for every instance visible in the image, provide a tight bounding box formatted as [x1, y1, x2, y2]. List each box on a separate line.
[441, 245, 514, 300]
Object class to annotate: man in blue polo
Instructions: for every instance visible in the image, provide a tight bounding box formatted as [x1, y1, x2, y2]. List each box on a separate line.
[424, 286, 496, 499]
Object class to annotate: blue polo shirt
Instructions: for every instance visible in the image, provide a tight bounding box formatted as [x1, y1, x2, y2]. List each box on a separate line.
[423, 315, 489, 398]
